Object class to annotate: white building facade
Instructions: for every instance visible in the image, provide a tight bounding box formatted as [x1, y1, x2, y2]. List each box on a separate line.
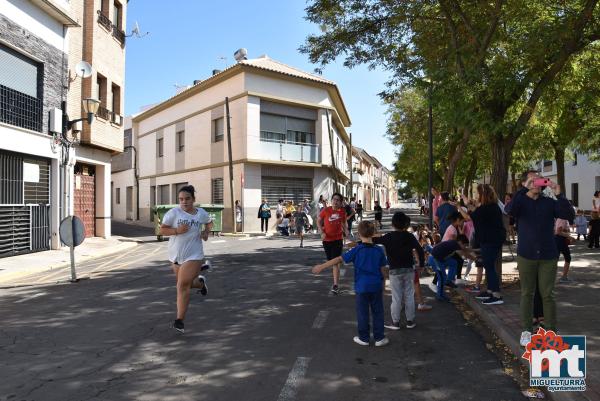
[128, 55, 352, 232]
[0, 0, 78, 257]
[537, 153, 600, 211]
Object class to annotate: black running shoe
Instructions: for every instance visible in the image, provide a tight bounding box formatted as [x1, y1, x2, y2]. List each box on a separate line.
[331, 284, 339, 295]
[475, 291, 492, 300]
[482, 296, 504, 305]
[173, 319, 184, 333]
[198, 275, 208, 296]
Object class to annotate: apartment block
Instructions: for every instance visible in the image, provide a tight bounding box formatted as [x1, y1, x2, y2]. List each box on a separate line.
[123, 54, 352, 232]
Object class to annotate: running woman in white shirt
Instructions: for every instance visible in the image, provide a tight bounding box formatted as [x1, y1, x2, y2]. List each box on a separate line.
[159, 185, 213, 333]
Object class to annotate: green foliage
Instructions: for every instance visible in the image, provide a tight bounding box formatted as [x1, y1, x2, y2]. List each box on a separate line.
[302, 0, 600, 193]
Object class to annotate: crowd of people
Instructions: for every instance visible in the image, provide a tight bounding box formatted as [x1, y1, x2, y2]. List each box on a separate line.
[160, 173, 596, 347]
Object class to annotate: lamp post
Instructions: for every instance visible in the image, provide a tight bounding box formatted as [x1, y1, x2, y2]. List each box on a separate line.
[427, 82, 434, 230]
[124, 145, 139, 221]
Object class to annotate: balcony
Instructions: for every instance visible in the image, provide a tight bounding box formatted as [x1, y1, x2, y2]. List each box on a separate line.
[352, 173, 362, 183]
[0, 85, 42, 132]
[97, 10, 126, 46]
[257, 140, 319, 163]
[97, 10, 112, 30]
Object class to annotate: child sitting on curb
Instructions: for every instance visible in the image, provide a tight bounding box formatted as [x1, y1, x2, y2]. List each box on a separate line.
[373, 211, 425, 329]
[312, 221, 390, 346]
[428, 234, 474, 301]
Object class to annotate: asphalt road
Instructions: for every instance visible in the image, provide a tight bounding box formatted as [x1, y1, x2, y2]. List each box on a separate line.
[0, 212, 527, 401]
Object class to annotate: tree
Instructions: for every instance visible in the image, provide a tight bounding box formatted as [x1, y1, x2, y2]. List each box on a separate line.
[301, 0, 600, 199]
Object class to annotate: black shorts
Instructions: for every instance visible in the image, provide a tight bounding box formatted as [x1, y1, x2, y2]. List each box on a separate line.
[375, 214, 382, 221]
[323, 239, 343, 260]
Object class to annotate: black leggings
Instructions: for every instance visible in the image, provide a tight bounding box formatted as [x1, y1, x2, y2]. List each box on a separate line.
[555, 236, 571, 263]
[261, 218, 269, 232]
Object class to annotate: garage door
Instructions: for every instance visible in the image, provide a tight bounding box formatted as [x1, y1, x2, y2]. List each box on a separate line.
[261, 177, 312, 205]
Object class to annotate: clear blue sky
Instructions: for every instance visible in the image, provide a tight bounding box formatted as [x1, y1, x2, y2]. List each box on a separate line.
[124, 0, 397, 169]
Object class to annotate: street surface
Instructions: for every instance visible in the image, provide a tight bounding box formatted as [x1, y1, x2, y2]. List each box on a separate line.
[0, 212, 527, 401]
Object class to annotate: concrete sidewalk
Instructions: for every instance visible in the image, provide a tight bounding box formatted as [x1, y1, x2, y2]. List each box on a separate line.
[0, 236, 138, 284]
[455, 240, 599, 401]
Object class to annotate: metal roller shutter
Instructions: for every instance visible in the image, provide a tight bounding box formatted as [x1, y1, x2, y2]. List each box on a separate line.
[261, 177, 312, 206]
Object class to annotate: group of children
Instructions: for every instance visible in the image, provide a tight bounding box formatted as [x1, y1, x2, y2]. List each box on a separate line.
[312, 211, 455, 346]
[573, 209, 600, 248]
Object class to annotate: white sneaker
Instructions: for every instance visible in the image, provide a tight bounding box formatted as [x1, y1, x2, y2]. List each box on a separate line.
[353, 336, 369, 346]
[520, 331, 532, 347]
[375, 337, 389, 347]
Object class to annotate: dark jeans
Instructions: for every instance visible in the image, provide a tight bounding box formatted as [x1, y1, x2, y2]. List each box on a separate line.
[260, 218, 269, 232]
[589, 232, 600, 248]
[356, 291, 385, 342]
[480, 243, 502, 293]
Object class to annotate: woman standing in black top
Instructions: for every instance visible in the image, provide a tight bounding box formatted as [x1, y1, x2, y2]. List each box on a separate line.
[460, 184, 506, 305]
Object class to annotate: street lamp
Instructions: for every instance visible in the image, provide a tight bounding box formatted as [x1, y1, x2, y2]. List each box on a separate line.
[124, 145, 139, 221]
[70, 97, 101, 128]
[424, 79, 434, 230]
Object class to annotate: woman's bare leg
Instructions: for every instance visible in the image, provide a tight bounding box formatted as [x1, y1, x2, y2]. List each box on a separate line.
[176, 261, 202, 320]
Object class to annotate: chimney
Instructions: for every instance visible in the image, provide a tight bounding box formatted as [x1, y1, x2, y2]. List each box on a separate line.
[193, 80, 202, 85]
[212, 69, 222, 76]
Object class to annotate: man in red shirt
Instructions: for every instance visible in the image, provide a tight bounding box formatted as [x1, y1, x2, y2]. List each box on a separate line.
[318, 193, 349, 294]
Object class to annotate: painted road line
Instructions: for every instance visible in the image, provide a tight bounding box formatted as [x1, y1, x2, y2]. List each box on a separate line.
[276, 357, 311, 401]
[15, 291, 47, 303]
[211, 240, 226, 243]
[311, 310, 329, 329]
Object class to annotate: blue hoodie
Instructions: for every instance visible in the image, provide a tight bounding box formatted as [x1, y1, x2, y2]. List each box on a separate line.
[505, 187, 574, 260]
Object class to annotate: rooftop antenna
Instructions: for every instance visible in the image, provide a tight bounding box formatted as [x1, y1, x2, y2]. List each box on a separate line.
[126, 21, 149, 38]
[218, 55, 228, 69]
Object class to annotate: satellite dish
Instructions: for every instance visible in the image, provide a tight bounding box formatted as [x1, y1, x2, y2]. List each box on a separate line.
[75, 61, 92, 78]
[127, 21, 149, 38]
[234, 48, 248, 62]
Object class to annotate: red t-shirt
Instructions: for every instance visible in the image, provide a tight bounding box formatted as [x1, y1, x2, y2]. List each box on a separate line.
[320, 206, 346, 241]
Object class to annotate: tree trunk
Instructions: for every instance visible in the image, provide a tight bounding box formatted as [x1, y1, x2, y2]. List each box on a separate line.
[510, 172, 518, 194]
[443, 127, 472, 192]
[489, 135, 516, 282]
[463, 154, 478, 196]
[554, 145, 566, 192]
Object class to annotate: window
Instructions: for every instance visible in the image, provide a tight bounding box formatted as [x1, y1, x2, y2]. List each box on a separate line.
[260, 113, 315, 144]
[96, 73, 107, 106]
[157, 138, 163, 157]
[212, 178, 224, 204]
[116, 187, 121, 204]
[0, 45, 42, 131]
[573, 152, 578, 166]
[96, 73, 108, 120]
[158, 184, 169, 204]
[213, 118, 224, 142]
[571, 183, 579, 207]
[150, 186, 156, 207]
[543, 160, 553, 172]
[177, 130, 185, 152]
[100, 0, 109, 16]
[113, 1, 123, 30]
[111, 83, 121, 114]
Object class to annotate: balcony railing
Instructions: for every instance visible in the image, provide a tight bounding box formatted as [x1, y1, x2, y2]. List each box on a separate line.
[97, 10, 112, 30]
[97, 10, 126, 46]
[112, 25, 125, 45]
[97, 104, 110, 120]
[96, 105, 122, 126]
[0, 85, 42, 132]
[257, 139, 319, 163]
